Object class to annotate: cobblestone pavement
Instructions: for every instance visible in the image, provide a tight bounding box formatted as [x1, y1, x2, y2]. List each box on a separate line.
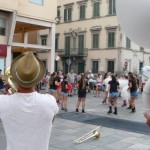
[0, 91, 150, 150]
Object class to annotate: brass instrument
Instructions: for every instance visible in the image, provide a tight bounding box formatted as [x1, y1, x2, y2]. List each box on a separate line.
[74, 126, 101, 144]
[4, 67, 17, 93]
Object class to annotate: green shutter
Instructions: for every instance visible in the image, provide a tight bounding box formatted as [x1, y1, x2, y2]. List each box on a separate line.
[65, 36, 70, 54]
[57, 9, 60, 17]
[78, 35, 84, 54]
[64, 9, 67, 21]
[93, 34, 99, 48]
[108, 32, 115, 48]
[80, 5, 85, 19]
[94, 2, 100, 17]
[68, 8, 72, 21]
[109, 0, 112, 14]
[113, 0, 116, 14]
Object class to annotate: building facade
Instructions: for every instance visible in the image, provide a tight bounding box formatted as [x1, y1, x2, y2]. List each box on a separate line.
[0, 0, 57, 74]
[55, 0, 150, 75]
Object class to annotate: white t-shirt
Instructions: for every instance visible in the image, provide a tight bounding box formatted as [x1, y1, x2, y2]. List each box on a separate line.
[0, 92, 59, 150]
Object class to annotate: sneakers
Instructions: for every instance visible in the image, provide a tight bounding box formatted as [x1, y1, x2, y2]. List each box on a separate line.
[82, 110, 85, 113]
[121, 104, 127, 107]
[76, 108, 79, 112]
[64, 108, 67, 111]
[102, 100, 106, 103]
[113, 111, 117, 115]
[62, 107, 67, 111]
[127, 106, 131, 109]
[130, 107, 136, 113]
[107, 110, 112, 114]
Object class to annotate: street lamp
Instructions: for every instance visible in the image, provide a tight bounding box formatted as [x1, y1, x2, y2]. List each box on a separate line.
[55, 16, 61, 23]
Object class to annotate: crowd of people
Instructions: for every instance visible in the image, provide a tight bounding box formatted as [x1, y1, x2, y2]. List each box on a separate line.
[31, 69, 142, 115]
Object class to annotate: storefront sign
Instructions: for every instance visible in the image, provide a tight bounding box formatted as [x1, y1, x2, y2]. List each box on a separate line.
[0, 45, 7, 57]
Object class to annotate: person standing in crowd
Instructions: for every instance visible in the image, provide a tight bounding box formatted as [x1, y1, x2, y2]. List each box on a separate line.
[94, 74, 103, 97]
[49, 72, 57, 99]
[45, 72, 51, 93]
[0, 52, 59, 150]
[76, 74, 89, 113]
[61, 75, 69, 111]
[87, 71, 94, 94]
[67, 69, 77, 96]
[127, 73, 138, 112]
[102, 72, 112, 103]
[120, 75, 130, 107]
[55, 71, 62, 103]
[0, 69, 4, 95]
[107, 75, 120, 115]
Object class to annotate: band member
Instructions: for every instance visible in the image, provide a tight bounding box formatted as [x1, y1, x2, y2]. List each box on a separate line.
[0, 52, 59, 150]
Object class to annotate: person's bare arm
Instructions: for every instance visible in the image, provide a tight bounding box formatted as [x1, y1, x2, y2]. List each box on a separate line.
[144, 112, 150, 127]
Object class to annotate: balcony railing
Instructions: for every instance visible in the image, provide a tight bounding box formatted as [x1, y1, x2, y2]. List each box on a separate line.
[56, 48, 88, 57]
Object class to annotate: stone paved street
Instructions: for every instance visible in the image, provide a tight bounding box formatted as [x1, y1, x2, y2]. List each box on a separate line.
[0, 92, 150, 150]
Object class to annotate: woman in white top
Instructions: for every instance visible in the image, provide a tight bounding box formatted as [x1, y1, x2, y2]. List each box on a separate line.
[94, 74, 103, 97]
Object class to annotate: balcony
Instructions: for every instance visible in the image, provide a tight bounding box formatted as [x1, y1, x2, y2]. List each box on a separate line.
[56, 48, 88, 57]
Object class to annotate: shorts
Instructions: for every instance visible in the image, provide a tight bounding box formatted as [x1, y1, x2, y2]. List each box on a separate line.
[130, 91, 138, 97]
[50, 89, 57, 93]
[109, 92, 119, 98]
[61, 92, 68, 97]
[78, 91, 86, 98]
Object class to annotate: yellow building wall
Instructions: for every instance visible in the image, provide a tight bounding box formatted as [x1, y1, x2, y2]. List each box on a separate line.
[18, 0, 57, 22]
[0, 0, 18, 12]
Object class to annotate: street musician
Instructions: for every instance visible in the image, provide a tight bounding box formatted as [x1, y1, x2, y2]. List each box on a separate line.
[0, 52, 59, 150]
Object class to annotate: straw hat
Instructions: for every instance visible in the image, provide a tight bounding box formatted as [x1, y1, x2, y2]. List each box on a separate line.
[10, 52, 46, 88]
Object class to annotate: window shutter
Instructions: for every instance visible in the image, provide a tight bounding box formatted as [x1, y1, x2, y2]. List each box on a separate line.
[113, 0, 116, 14]
[68, 8, 72, 21]
[64, 9, 67, 21]
[109, 0, 112, 14]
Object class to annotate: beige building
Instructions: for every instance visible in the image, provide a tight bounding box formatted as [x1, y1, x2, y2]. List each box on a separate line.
[0, 0, 57, 74]
[55, 0, 150, 75]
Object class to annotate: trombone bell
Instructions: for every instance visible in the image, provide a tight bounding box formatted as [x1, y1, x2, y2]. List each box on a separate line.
[74, 126, 101, 144]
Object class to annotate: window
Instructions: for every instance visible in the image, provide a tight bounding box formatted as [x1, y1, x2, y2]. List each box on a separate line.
[41, 35, 47, 45]
[92, 33, 99, 48]
[64, 8, 72, 22]
[79, 5, 86, 19]
[0, 19, 6, 36]
[30, 0, 43, 5]
[139, 62, 143, 72]
[93, 2, 100, 17]
[92, 61, 98, 73]
[126, 37, 131, 49]
[107, 31, 115, 48]
[107, 61, 114, 73]
[78, 35, 84, 54]
[57, 9, 61, 18]
[109, 0, 116, 15]
[65, 36, 71, 54]
[55, 36, 59, 50]
[140, 47, 144, 51]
